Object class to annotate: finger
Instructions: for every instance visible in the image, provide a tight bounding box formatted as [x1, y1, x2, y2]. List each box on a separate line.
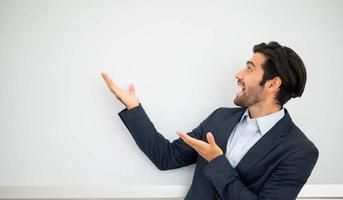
[100, 73, 121, 94]
[176, 131, 195, 147]
[206, 132, 216, 147]
[176, 131, 206, 148]
[128, 83, 135, 95]
[176, 131, 188, 141]
[101, 73, 113, 87]
[176, 131, 193, 143]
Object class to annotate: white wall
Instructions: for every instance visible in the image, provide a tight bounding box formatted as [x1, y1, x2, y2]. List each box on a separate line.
[0, 0, 342, 196]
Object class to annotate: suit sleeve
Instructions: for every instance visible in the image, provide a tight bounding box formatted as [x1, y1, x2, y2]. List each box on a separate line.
[118, 103, 221, 170]
[203, 145, 319, 200]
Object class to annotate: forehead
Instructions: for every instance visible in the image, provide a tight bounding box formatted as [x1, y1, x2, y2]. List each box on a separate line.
[249, 52, 268, 70]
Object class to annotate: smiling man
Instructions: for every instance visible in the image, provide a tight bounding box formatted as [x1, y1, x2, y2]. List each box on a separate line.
[101, 41, 319, 200]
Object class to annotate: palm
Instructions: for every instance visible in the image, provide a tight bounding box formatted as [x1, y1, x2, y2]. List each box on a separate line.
[101, 72, 140, 109]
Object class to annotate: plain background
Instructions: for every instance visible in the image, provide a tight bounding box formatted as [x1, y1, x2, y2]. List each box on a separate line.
[0, 0, 342, 188]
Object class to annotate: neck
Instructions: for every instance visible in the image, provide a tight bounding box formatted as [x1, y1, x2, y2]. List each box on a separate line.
[247, 102, 282, 119]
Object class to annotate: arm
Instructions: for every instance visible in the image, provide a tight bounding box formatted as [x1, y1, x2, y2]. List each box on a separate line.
[100, 72, 220, 170]
[204, 145, 319, 199]
[118, 103, 220, 170]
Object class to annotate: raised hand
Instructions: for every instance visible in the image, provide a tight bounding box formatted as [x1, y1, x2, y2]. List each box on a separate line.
[100, 72, 140, 110]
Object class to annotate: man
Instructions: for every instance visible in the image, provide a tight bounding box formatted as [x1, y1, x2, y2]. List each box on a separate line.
[101, 41, 319, 200]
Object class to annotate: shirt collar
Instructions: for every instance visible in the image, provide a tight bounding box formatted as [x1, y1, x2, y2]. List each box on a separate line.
[239, 107, 285, 136]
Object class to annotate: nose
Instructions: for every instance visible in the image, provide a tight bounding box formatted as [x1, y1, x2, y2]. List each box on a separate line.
[235, 68, 245, 80]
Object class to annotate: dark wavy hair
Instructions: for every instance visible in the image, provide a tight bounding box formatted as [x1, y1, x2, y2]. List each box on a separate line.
[253, 42, 307, 107]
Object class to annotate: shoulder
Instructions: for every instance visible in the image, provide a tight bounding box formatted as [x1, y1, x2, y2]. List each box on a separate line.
[284, 121, 319, 159]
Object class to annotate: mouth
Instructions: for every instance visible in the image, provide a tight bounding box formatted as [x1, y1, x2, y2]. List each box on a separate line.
[237, 82, 245, 96]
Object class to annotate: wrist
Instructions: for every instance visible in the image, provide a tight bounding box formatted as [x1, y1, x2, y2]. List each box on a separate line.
[127, 103, 140, 110]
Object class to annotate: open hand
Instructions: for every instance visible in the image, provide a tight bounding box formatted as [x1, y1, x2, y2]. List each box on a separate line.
[176, 131, 223, 162]
[100, 72, 140, 110]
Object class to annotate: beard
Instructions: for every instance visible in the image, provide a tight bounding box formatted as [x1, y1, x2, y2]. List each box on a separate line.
[234, 85, 264, 108]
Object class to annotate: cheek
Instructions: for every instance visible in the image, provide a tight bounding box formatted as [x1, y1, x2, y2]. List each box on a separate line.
[260, 86, 268, 95]
[246, 80, 265, 94]
[245, 78, 261, 90]
[258, 84, 269, 98]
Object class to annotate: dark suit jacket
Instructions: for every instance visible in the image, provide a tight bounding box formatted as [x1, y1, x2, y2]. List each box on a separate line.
[118, 103, 319, 200]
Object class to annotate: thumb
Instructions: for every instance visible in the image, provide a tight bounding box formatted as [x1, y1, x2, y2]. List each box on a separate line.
[206, 132, 217, 147]
[128, 83, 135, 95]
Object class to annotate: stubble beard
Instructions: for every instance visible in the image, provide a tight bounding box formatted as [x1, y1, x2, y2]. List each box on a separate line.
[234, 86, 264, 108]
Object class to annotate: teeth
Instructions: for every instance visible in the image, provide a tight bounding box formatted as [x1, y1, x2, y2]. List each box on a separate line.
[237, 82, 245, 90]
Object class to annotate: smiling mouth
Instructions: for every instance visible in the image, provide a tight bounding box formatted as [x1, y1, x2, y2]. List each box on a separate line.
[237, 82, 245, 96]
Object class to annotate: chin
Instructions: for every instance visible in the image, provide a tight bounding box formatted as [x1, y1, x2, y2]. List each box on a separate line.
[234, 98, 246, 108]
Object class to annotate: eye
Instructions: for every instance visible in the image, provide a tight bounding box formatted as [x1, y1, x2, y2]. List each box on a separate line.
[246, 66, 253, 72]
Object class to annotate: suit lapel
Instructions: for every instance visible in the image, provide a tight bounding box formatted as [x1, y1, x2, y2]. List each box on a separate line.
[236, 108, 293, 177]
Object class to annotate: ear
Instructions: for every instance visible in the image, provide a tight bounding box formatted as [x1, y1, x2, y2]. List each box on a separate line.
[268, 76, 282, 92]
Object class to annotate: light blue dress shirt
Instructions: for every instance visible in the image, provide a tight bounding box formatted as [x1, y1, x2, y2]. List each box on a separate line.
[225, 108, 285, 168]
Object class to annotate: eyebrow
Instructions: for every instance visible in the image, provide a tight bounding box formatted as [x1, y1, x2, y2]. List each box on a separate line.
[246, 61, 256, 68]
